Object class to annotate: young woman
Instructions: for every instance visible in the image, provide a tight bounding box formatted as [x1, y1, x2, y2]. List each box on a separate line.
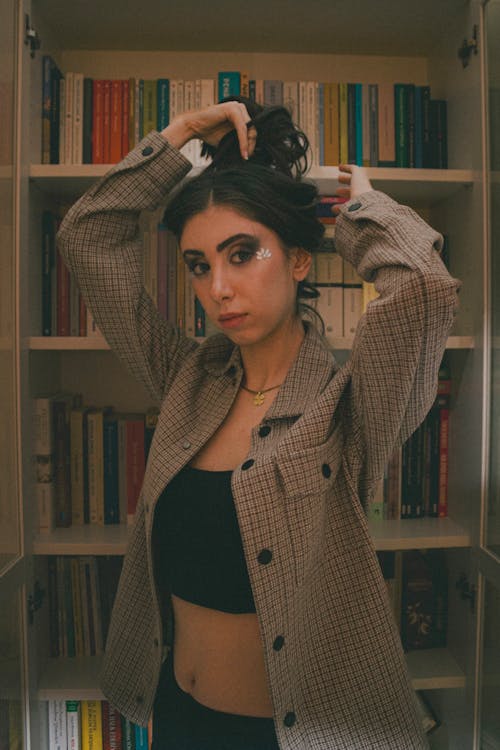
[57, 98, 460, 750]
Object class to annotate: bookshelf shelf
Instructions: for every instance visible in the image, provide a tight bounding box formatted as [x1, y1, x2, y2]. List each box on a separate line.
[29, 164, 476, 204]
[35, 647, 465, 701]
[369, 517, 471, 551]
[33, 516, 470, 556]
[33, 524, 129, 556]
[27, 335, 474, 351]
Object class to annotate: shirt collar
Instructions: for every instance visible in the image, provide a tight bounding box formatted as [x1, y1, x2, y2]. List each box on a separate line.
[202, 322, 338, 420]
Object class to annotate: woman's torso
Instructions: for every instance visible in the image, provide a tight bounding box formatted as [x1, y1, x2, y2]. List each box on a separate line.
[158, 387, 279, 718]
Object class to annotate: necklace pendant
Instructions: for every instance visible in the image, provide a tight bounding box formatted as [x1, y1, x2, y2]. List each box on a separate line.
[253, 391, 265, 406]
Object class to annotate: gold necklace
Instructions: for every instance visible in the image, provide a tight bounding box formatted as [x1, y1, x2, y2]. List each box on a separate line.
[240, 382, 282, 406]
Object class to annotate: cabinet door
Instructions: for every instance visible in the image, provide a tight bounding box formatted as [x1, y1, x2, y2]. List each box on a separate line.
[480, 0, 500, 747]
[0, 0, 29, 747]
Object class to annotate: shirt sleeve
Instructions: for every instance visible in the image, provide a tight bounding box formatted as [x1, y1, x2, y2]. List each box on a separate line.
[56, 131, 198, 405]
[334, 189, 461, 503]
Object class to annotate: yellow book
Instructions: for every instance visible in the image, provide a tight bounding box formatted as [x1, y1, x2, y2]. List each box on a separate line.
[362, 280, 379, 312]
[142, 80, 157, 136]
[81, 701, 102, 750]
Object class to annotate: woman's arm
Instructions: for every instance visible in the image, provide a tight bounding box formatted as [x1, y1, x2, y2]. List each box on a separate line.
[57, 102, 255, 404]
[333, 165, 461, 504]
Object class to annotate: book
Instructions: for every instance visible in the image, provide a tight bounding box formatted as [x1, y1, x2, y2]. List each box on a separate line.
[81, 701, 103, 750]
[401, 549, 448, 651]
[66, 701, 81, 750]
[48, 700, 67, 750]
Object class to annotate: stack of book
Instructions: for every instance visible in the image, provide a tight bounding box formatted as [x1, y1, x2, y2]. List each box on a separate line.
[41, 57, 448, 169]
[368, 363, 452, 521]
[47, 555, 122, 659]
[44, 700, 151, 750]
[32, 393, 158, 531]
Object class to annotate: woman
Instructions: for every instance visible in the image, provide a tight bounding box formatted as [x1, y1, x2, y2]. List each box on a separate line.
[57, 98, 460, 750]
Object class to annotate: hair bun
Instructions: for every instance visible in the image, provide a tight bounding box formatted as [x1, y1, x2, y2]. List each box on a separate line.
[200, 95, 310, 180]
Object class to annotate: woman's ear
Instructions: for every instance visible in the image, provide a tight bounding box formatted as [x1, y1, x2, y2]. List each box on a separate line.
[291, 247, 313, 282]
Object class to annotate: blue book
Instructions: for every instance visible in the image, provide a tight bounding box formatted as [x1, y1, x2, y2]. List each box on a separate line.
[134, 724, 148, 750]
[218, 71, 240, 101]
[157, 79, 170, 130]
[355, 83, 363, 166]
[103, 415, 119, 524]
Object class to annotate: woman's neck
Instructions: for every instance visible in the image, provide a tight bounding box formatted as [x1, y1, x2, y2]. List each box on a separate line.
[239, 317, 306, 391]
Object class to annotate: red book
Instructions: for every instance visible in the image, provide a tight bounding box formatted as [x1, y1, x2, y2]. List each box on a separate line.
[110, 80, 123, 163]
[122, 79, 130, 159]
[103, 80, 112, 163]
[125, 416, 145, 523]
[108, 704, 123, 750]
[102, 701, 110, 750]
[438, 395, 449, 518]
[92, 80, 104, 164]
[56, 249, 70, 336]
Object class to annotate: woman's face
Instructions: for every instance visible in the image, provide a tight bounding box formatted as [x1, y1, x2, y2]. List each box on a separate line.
[180, 204, 312, 347]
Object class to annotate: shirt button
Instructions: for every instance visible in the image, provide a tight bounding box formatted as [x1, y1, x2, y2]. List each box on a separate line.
[182, 439, 191, 450]
[322, 463, 331, 478]
[273, 635, 285, 651]
[347, 200, 362, 212]
[258, 425, 271, 438]
[257, 549, 273, 565]
[242, 459, 255, 470]
[141, 145, 154, 156]
[284, 711, 296, 727]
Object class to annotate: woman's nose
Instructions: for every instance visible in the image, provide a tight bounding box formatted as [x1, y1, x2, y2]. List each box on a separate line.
[209, 268, 234, 302]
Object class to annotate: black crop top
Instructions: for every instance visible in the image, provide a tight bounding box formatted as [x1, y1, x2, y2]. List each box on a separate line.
[152, 465, 256, 614]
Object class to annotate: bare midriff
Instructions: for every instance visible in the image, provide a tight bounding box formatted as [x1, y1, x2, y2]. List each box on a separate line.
[170, 594, 274, 717]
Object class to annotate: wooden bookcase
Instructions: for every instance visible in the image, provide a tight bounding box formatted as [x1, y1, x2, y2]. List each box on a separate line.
[11, 0, 489, 748]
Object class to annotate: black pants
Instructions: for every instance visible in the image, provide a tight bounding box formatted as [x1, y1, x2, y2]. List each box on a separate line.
[152, 649, 280, 750]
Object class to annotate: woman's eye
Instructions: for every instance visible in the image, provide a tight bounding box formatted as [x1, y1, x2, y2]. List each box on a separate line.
[231, 246, 255, 264]
[188, 261, 210, 277]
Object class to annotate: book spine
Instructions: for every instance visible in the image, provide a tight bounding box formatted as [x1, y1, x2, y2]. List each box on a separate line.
[157, 79, 170, 130]
[81, 700, 103, 750]
[41, 55, 52, 164]
[126, 419, 145, 523]
[438, 394, 450, 517]
[49, 699, 67, 750]
[110, 80, 123, 163]
[56, 247, 70, 335]
[73, 73, 84, 164]
[218, 71, 240, 100]
[103, 416, 119, 524]
[355, 82, 363, 166]
[394, 83, 408, 167]
[64, 72, 74, 165]
[59, 77, 66, 164]
[103, 80, 112, 163]
[53, 397, 72, 527]
[66, 701, 81, 750]
[48, 556, 60, 656]
[50, 63, 62, 164]
[87, 410, 105, 525]
[70, 408, 85, 524]
[377, 82, 395, 166]
[407, 83, 416, 168]
[121, 79, 130, 158]
[71, 557, 85, 656]
[83, 78, 93, 163]
[92, 80, 104, 164]
[421, 85, 432, 168]
[414, 85, 423, 168]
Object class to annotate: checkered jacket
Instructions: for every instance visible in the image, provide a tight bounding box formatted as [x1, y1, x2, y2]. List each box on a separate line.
[57, 131, 461, 749]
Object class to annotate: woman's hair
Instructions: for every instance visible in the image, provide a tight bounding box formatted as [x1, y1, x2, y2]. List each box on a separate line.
[163, 96, 325, 327]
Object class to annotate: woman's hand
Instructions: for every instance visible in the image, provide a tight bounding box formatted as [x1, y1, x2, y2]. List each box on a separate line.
[160, 101, 257, 160]
[332, 164, 374, 215]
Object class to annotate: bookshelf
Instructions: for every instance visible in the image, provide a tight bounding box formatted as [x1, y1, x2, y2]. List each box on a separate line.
[3, 0, 493, 748]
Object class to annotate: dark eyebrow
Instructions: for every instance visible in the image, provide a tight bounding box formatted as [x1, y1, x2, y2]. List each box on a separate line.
[182, 233, 259, 257]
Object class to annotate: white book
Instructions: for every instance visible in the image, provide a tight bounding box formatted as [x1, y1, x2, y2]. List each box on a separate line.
[314, 285, 343, 336]
[312, 252, 343, 284]
[307, 81, 319, 166]
[342, 258, 363, 285]
[343, 286, 363, 336]
[36, 480, 55, 533]
[66, 701, 81, 750]
[48, 699, 67, 750]
[72, 72, 84, 164]
[32, 396, 54, 454]
[298, 81, 307, 134]
[58, 78, 66, 165]
[64, 71, 74, 165]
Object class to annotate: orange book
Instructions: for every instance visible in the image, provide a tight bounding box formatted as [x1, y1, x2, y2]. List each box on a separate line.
[323, 83, 340, 166]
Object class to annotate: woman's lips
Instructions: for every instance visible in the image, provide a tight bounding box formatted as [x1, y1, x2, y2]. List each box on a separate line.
[218, 313, 247, 329]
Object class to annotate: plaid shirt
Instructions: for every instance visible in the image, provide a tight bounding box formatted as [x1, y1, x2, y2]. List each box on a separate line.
[57, 131, 460, 749]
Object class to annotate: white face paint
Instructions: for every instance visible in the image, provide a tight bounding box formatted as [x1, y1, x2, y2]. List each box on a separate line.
[256, 247, 272, 260]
